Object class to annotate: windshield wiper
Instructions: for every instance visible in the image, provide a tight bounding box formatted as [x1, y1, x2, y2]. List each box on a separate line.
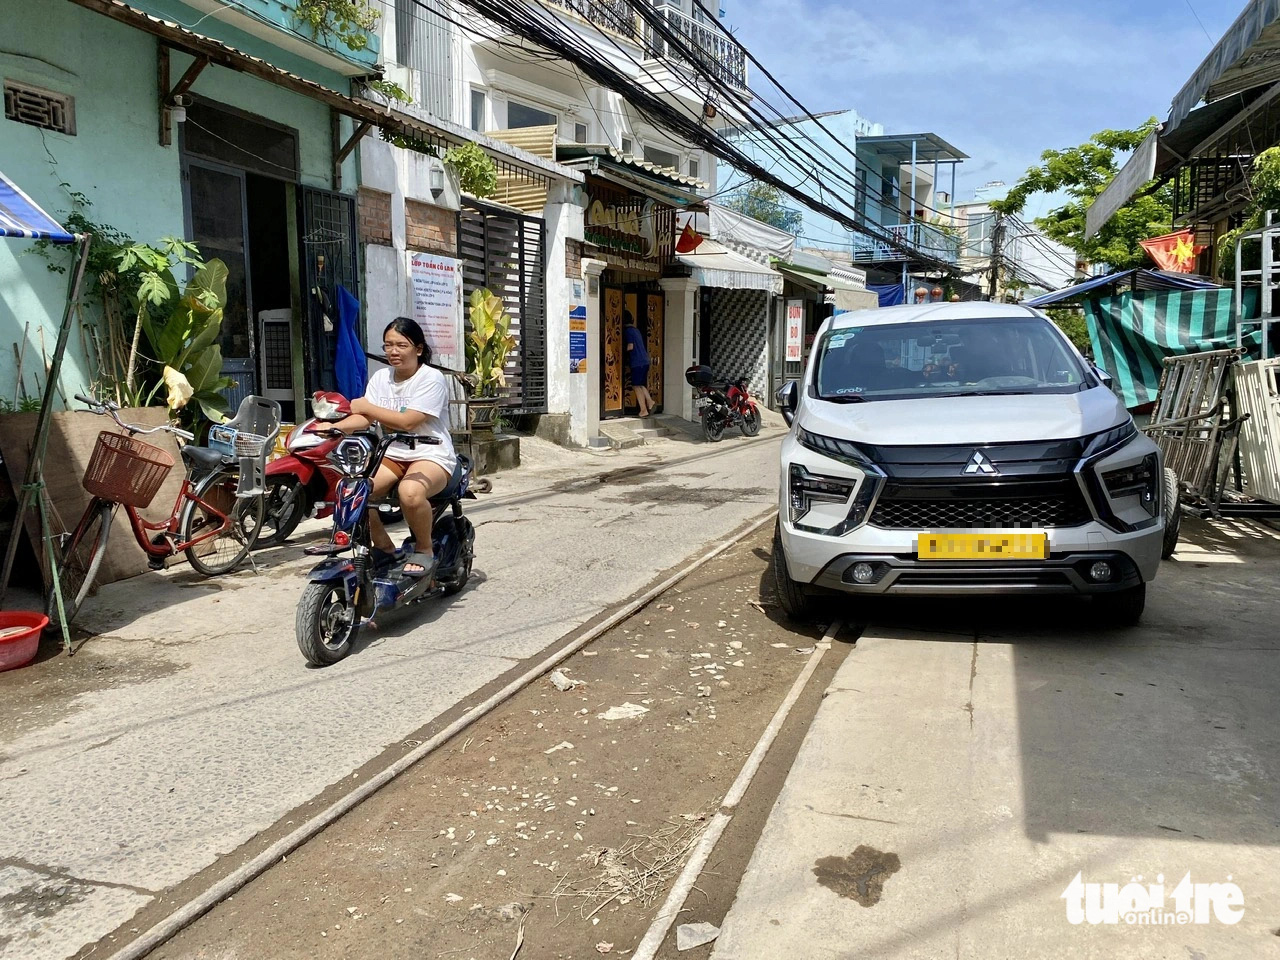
[817, 394, 868, 403]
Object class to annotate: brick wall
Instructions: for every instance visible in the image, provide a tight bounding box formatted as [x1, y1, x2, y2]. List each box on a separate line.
[358, 188, 392, 247]
[406, 199, 458, 257]
[566, 238, 583, 278]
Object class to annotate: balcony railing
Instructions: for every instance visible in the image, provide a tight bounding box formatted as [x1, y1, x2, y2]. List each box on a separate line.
[643, 6, 747, 90]
[540, 0, 644, 43]
[850, 222, 961, 264]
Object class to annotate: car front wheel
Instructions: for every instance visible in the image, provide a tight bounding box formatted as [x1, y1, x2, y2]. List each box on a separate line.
[771, 521, 815, 621]
[1092, 583, 1146, 627]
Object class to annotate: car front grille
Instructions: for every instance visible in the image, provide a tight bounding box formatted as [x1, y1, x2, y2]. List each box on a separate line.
[870, 479, 1093, 529]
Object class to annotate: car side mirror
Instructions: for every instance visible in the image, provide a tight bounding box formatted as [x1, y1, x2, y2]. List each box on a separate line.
[1094, 365, 1114, 390]
[776, 380, 798, 426]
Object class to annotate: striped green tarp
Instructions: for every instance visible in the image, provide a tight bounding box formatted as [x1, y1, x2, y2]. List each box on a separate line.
[1084, 288, 1260, 409]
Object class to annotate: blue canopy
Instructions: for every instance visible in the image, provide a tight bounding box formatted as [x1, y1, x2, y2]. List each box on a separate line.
[1025, 269, 1219, 308]
[0, 170, 75, 244]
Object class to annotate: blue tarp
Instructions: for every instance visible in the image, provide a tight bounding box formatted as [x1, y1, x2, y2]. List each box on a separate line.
[867, 283, 905, 307]
[335, 284, 368, 400]
[0, 170, 74, 243]
[1025, 269, 1218, 307]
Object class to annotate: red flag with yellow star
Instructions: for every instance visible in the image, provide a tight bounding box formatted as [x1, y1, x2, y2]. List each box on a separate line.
[1140, 230, 1205, 273]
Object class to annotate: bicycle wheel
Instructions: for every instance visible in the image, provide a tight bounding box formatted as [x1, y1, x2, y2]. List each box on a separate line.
[47, 500, 112, 629]
[180, 469, 265, 576]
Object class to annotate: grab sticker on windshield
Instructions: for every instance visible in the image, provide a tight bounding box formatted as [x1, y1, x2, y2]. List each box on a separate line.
[828, 335, 848, 349]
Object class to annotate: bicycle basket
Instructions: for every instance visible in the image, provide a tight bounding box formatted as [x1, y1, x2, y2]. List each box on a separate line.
[83, 431, 175, 508]
[233, 432, 269, 458]
[207, 424, 237, 457]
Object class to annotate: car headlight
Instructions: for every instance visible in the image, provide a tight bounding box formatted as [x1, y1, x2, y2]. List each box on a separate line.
[1083, 420, 1138, 457]
[790, 465, 855, 525]
[796, 427, 880, 470]
[1102, 453, 1159, 518]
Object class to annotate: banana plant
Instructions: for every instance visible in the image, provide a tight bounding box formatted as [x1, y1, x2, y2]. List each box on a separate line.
[143, 259, 235, 423]
[465, 288, 517, 398]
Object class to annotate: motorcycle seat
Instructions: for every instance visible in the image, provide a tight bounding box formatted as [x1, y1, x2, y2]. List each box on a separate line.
[181, 445, 233, 473]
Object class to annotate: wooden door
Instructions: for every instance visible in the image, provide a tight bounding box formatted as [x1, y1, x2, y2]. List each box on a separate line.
[646, 291, 664, 412]
[602, 286, 624, 416]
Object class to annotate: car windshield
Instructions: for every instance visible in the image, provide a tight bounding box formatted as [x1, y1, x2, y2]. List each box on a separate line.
[813, 316, 1089, 402]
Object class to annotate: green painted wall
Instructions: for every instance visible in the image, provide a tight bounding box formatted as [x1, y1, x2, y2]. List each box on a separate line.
[0, 0, 361, 408]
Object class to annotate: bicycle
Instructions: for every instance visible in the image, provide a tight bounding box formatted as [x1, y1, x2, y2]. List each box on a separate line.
[47, 394, 277, 628]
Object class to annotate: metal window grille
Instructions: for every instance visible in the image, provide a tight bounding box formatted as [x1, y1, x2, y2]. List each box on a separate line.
[395, 0, 454, 120]
[458, 201, 548, 414]
[3, 80, 75, 135]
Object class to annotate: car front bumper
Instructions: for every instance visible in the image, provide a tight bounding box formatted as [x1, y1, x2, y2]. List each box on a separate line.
[780, 519, 1163, 597]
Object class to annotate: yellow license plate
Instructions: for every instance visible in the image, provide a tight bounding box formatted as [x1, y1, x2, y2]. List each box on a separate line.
[917, 533, 1048, 561]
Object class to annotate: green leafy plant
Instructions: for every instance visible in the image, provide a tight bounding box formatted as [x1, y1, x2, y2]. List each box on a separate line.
[1048, 307, 1092, 356]
[1216, 146, 1280, 280]
[444, 142, 498, 198]
[465, 289, 517, 398]
[367, 79, 411, 104]
[379, 127, 437, 155]
[295, 0, 380, 52]
[992, 120, 1174, 270]
[140, 260, 236, 423]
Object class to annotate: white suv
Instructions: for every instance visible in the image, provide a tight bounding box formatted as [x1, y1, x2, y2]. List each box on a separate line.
[773, 302, 1174, 627]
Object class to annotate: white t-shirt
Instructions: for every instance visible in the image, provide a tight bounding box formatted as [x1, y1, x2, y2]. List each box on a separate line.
[364, 365, 458, 470]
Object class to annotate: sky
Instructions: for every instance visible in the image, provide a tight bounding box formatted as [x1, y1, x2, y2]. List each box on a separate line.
[725, 0, 1248, 217]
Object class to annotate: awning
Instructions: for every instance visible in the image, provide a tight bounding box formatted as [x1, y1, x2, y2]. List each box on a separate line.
[559, 145, 704, 206]
[677, 240, 783, 294]
[69, 0, 582, 187]
[1168, 0, 1280, 130]
[0, 170, 75, 243]
[707, 203, 796, 261]
[1024, 269, 1220, 307]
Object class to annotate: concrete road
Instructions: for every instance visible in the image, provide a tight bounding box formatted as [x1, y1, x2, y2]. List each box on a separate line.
[713, 517, 1280, 959]
[0, 432, 780, 960]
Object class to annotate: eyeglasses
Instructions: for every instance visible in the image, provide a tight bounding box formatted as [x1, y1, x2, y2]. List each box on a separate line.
[382, 343, 412, 353]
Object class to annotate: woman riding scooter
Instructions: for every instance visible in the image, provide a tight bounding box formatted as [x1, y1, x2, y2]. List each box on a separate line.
[331, 317, 457, 582]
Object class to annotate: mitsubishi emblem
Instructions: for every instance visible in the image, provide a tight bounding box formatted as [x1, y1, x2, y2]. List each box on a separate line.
[964, 451, 998, 476]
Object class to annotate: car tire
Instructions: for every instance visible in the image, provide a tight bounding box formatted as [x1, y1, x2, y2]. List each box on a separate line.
[1093, 583, 1146, 627]
[1161, 467, 1180, 560]
[771, 520, 815, 621]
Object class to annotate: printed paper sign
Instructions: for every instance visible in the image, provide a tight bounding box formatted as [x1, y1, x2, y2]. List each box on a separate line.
[569, 282, 588, 374]
[409, 252, 462, 370]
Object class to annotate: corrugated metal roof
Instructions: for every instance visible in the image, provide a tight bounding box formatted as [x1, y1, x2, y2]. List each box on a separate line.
[557, 144, 708, 190]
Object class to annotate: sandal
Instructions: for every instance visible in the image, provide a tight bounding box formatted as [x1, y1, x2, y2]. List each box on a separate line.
[394, 552, 438, 580]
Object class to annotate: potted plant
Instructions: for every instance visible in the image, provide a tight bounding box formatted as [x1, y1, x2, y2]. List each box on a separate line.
[465, 288, 516, 437]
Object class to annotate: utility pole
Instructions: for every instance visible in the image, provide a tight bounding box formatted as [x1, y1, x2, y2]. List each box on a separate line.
[987, 213, 1004, 301]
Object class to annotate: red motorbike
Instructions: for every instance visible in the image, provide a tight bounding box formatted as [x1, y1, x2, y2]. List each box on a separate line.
[260, 392, 402, 545]
[685, 364, 762, 443]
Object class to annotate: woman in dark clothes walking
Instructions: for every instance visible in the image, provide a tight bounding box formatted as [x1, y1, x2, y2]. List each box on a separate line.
[622, 310, 655, 417]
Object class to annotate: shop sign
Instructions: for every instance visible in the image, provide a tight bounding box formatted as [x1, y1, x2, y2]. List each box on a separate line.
[583, 183, 674, 265]
[785, 299, 804, 362]
[408, 251, 463, 370]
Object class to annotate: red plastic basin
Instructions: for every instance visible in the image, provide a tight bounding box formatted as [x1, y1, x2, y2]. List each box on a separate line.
[0, 611, 48, 672]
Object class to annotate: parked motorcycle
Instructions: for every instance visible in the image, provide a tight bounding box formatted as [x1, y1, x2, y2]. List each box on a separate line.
[685, 364, 762, 442]
[261, 392, 401, 545]
[295, 427, 477, 667]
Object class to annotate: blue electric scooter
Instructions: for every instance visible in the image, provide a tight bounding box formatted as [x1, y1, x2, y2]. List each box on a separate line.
[295, 428, 477, 666]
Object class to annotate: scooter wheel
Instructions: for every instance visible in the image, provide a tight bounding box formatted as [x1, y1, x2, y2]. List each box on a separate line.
[740, 407, 762, 437]
[296, 581, 360, 666]
[702, 409, 726, 442]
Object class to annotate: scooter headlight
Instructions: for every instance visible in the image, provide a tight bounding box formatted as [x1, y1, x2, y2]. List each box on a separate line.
[330, 437, 371, 477]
